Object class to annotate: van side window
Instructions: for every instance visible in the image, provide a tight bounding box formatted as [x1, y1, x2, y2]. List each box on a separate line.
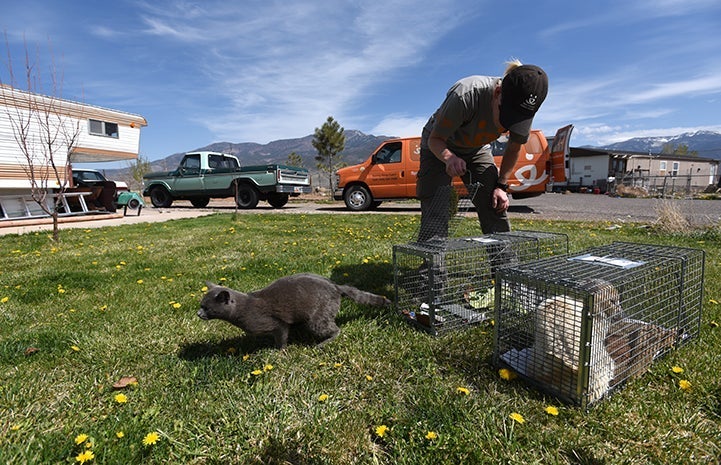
[375, 143, 402, 164]
[524, 134, 543, 154]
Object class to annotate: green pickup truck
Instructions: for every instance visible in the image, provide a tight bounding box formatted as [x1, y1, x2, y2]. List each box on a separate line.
[142, 151, 311, 209]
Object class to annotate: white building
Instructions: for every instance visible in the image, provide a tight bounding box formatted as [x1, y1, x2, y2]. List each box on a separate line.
[0, 84, 147, 195]
[565, 147, 718, 194]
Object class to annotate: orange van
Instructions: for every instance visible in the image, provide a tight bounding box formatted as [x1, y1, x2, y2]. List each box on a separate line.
[333, 125, 573, 211]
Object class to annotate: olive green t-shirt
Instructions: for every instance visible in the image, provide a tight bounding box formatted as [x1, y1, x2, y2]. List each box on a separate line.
[421, 75, 527, 158]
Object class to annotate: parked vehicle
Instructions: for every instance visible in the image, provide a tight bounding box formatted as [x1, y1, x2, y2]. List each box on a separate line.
[72, 168, 129, 191]
[71, 168, 144, 213]
[142, 151, 311, 209]
[333, 125, 573, 211]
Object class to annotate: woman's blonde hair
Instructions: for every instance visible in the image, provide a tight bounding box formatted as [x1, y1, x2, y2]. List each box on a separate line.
[504, 58, 523, 76]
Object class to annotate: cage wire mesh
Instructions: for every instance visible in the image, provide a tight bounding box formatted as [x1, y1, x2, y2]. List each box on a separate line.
[393, 184, 569, 335]
[493, 242, 704, 408]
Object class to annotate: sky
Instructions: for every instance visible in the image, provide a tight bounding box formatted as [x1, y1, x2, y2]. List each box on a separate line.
[2, 0, 721, 166]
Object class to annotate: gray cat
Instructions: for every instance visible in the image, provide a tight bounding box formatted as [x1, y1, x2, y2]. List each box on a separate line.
[198, 273, 391, 349]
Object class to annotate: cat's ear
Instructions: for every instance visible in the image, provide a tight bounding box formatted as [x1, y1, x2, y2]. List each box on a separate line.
[206, 281, 218, 289]
[215, 290, 231, 305]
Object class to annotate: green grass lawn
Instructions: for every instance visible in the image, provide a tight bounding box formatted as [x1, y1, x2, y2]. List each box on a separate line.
[1, 213, 719, 464]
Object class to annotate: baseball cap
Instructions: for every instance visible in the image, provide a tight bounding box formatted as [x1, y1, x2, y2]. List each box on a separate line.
[499, 65, 548, 139]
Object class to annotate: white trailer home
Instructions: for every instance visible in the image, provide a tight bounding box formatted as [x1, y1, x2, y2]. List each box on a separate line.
[0, 84, 147, 219]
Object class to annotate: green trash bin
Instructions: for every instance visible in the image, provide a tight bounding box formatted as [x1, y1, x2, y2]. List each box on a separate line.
[115, 191, 145, 216]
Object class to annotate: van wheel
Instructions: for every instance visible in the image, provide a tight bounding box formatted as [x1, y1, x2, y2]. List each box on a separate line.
[236, 184, 259, 209]
[344, 185, 372, 211]
[149, 187, 173, 208]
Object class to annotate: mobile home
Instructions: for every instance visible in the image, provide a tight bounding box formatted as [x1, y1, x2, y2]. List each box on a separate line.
[0, 84, 146, 218]
[0, 84, 148, 195]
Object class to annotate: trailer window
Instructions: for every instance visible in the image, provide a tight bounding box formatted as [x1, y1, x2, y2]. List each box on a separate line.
[89, 119, 119, 138]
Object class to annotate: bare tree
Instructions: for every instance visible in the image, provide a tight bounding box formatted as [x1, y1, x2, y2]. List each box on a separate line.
[1, 36, 82, 241]
[127, 153, 151, 191]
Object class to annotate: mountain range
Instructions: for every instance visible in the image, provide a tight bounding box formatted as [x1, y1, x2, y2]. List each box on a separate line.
[597, 130, 721, 159]
[107, 129, 721, 185]
[141, 129, 391, 173]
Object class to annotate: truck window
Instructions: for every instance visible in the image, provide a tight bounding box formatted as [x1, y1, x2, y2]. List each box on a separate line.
[181, 154, 201, 170]
[208, 154, 222, 169]
[375, 143, 402, 164]
[220, 156, 239, 169]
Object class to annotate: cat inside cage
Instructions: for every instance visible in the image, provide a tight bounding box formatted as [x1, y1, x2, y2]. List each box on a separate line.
[497, 277, 680, 406]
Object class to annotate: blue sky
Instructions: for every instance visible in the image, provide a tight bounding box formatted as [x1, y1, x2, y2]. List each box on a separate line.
[2, 0, 721, 165]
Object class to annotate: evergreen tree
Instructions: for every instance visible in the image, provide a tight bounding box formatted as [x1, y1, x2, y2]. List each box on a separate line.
[287, 151, 303, 168]
[312, 116, 345, 189]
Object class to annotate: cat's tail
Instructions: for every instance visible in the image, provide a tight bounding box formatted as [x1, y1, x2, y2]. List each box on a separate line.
[337, 285, 391, 307]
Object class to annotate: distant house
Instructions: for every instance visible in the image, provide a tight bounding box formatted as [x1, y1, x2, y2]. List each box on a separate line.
[564, 147, 719, 194]
[0, 84, 147, 196]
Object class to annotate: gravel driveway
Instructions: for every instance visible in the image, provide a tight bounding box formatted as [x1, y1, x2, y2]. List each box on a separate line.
[286, 193, 721, 227]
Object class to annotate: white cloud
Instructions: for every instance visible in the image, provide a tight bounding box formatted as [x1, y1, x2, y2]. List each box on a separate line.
[370, 115, 428, 138]
[134, 0, 462, 143]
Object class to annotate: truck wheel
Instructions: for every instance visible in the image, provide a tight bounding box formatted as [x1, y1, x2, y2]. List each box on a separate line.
[149, 187, 173, 208]
[190, 197, 210, 208]
[267, 193, 289, 208]
[236, 184, 259, 209]
[344, 185, 373, 211]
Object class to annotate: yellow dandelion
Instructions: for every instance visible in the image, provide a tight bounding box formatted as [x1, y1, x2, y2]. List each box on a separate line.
[201, 286, 208, 292]
[242, 354, 250, 361]
[251, 369, 263, 376]
[263, 364, 274, 372]
[11, 424, 21, 431]
[75, 433, 89, 445]
[333, 362, 343, 368]
[75, 450, 95, 463]
[318, 394, 329, 402]
[70, 345, 81, 352]
[1, 296, 9, 303]
[116, 431, 125, 439]
[136, 279, 144, 284]
[499, 368, 517, 381]
[679, 379, 692, 391]
[99, 305, 107, 311]
[365, 375, 373, 381]
[425, 431, 438, 440]
[456, 386, 470, 395]
[114, 393, 128, 404]
[142, 431, 160, 446]
[375, 425, 388, 438]
[509, 412, 525, 424]
[172, 302, 181, 309]
[545, 406, 559, 416]
[671, 366, 684, 374]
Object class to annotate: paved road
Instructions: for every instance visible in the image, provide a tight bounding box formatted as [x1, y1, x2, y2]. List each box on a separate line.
[2, 193, 720, 236]
[249, 193, 721, 227]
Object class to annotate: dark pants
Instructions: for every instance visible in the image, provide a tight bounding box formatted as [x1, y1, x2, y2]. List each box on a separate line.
[416, 147, 510, 242]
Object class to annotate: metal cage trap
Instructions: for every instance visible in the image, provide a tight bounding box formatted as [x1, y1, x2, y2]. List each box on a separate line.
[392, 184, 569, 335]
[493, 241, 704, 408]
